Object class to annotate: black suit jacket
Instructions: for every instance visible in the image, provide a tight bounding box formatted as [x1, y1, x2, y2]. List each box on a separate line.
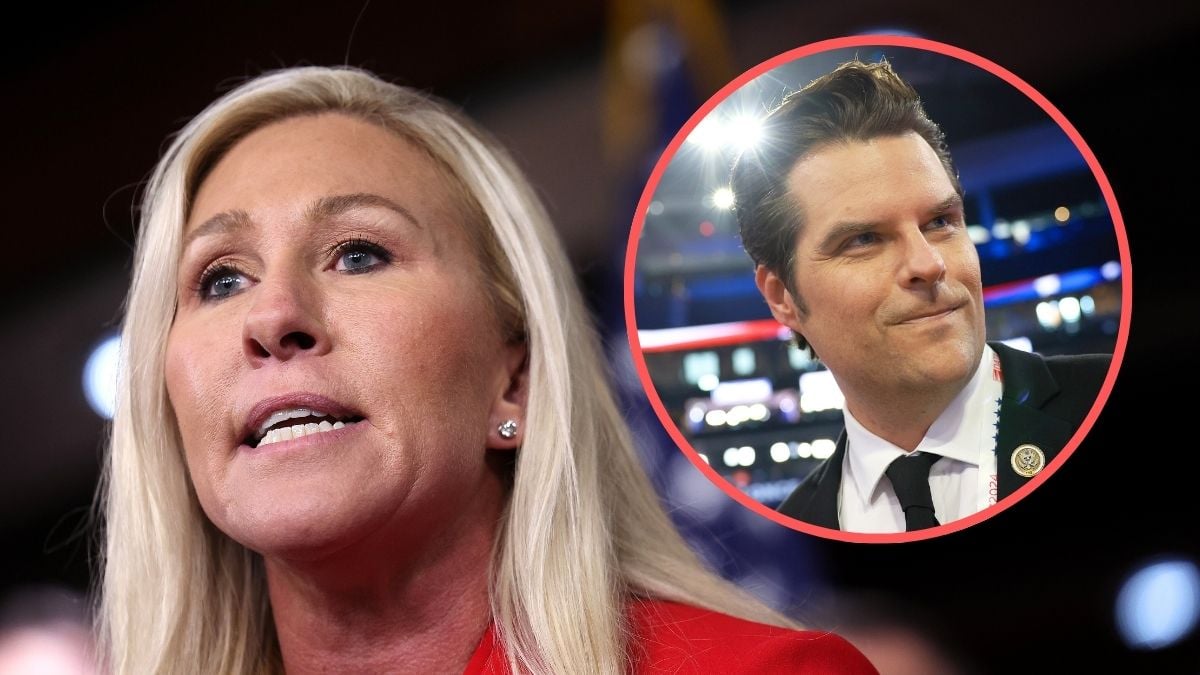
[776, 342, 1111, 529]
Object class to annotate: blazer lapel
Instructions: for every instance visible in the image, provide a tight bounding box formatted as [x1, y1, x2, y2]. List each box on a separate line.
[992, 343, 1075, 500]
[797, 431, 846, 529]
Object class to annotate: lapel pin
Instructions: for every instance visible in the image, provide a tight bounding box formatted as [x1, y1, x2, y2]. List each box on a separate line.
[1010, 444, 1046, 478]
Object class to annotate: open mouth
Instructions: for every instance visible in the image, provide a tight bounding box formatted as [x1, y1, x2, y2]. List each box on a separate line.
[244, 408, 365, 448]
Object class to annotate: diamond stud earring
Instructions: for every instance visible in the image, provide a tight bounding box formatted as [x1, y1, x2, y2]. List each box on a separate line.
[498, 419, 519, 439]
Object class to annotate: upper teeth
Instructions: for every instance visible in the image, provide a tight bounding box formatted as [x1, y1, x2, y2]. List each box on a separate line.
[256, 419, 350, 448]
[256, 408, 328, 438]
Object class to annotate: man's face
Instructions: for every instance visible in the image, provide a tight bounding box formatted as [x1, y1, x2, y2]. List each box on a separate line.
[760, 131, 985, 401]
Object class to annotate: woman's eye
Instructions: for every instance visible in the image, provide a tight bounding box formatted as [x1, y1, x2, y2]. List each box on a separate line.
[199, 267, 249, 301]
[334, 240, 390, 273]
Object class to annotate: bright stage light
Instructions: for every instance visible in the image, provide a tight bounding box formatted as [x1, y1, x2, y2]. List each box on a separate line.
[687, 115, 725, 151]
[725, 114, 763, 152]
[712, 187, 735, 210]
[84, 333, 121, 419]
[688, 113, 765, 154]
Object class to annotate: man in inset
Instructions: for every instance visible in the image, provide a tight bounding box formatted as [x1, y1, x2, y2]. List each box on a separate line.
[731, 60, 1111, 533]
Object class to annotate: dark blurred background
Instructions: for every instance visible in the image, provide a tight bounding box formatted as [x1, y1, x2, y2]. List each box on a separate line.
[2, 1, 1197, 673]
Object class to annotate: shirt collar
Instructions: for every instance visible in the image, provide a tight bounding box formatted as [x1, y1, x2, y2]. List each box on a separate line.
[843, 344, 996, 507]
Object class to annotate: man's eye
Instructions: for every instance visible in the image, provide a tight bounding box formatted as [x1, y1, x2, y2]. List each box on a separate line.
[333, 239, 391, 273]
[845, 232, 879, 249]
[199, 266, 249, 301]
[927, 215, 955, 230]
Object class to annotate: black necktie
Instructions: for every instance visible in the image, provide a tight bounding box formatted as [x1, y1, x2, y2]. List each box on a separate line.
[885, 452, 941, 531]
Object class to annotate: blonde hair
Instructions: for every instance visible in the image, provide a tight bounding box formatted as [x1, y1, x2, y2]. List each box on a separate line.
[98, 67, 787, 674]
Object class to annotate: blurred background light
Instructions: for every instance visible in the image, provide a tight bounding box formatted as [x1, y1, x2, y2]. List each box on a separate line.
[1116, 558, 1200, 650]
[999, 336, 1034, 353]
[83, 333, 120, 420]
[711, 378, 773, 407]
[705, 409, 727, 427]
[735, 445, 756, 467]
[967, 225, 992, 244]
[1101, 260, 1122, 280]
[798, 370, 844, 413]
[1059, 296, 1082, 323]
[1036, 301, 1063, 330]
[1011, 219, 1031, 245]
[722, 447, 738, 468]
[811, 438, 836, 460]
[1033, 274, 1062, 297]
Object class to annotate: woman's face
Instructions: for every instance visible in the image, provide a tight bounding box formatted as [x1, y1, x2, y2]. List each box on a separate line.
[166, 113, 524, 558]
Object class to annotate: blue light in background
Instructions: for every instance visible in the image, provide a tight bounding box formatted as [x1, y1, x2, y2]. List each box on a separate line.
[982, 263, 1116, 308]
[84, 333, 121, 419]
[1115, 558, 1200, 650]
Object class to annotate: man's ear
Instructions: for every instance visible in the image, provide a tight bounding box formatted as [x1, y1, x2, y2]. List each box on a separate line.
[487, 340, 528, 451]
[755, 264, 805, 334]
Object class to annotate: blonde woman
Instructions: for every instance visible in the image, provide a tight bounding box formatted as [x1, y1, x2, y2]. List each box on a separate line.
[98, 67, 876, 674]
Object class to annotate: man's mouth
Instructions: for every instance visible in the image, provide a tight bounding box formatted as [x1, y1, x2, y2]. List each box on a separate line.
[899, 303, 963, 324]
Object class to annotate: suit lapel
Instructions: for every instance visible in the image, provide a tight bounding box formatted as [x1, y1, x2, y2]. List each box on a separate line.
[783, 344, 1076, 527]
[992, 342, 1074, 500]
[800, 431, 845, 529]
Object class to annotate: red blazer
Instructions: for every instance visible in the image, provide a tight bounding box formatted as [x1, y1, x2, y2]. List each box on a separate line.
[463, 598, 877, 674]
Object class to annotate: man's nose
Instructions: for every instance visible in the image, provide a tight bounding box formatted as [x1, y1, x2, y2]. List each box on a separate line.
[241, 267, 330, 364]
[899, 232, 947, 289]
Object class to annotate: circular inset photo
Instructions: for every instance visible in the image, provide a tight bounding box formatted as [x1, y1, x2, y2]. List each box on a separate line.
[625, 36, 1130, 543]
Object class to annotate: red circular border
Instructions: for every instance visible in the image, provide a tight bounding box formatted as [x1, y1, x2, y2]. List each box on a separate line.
[623, 35, 1133, 544]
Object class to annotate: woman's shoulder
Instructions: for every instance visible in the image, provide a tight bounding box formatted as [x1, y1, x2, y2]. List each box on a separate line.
[627, 598, 878, 674]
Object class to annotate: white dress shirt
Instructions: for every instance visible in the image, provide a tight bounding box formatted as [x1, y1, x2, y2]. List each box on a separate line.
[838, 345, 1003, 533]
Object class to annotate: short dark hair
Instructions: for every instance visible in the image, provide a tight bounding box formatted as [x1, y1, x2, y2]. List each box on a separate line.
[732, 59, 962, 350]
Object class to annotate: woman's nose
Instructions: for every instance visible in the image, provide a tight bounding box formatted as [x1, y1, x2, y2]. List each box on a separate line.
[241, 269, 330, 364]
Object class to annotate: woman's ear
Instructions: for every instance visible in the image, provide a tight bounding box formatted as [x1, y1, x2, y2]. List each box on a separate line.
[487, 340, 528, 450]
